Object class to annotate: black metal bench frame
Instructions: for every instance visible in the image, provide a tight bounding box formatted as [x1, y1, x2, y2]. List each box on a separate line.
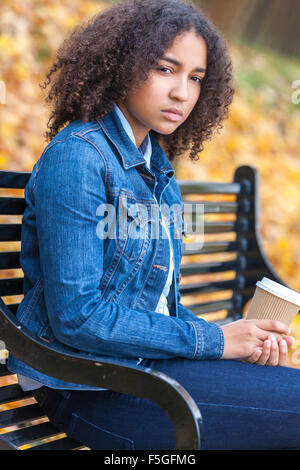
[0, 165, 287, 450]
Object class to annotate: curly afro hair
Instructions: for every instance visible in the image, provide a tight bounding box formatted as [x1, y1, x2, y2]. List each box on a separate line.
[41, 0, 234, 162]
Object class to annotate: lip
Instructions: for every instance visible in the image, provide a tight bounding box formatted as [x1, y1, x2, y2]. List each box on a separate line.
[161, 109, 183, 122]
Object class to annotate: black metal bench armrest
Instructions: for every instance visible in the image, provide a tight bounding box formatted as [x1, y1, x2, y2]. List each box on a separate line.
[0, 298, 202, 450]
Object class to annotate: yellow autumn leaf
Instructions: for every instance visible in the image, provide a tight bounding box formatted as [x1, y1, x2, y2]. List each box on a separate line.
[63, 15, 80, 30]
[0, 35, 20, 57]
[276, 238, 289, 251]
[0, 153, 7, 167]
[227, 135, 243, 153]
[13, 63, 30, 80]
[0, 123, 14, 139]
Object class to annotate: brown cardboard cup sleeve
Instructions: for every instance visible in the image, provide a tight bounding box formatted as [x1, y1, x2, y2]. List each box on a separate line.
[246, 278, 300, 327]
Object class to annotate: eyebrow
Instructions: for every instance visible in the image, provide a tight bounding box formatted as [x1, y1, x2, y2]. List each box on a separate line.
[161, 55, 206, 73]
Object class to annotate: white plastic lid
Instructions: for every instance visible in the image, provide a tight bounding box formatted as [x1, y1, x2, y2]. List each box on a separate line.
[256, 277, 300, 306]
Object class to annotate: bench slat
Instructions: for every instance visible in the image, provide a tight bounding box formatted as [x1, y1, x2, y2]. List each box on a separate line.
[30, 436, 82, 450]
[4, 304, 19, 316]
[189, 299, 233, 315]
[3, 421, 63, 446]
[178, 180, 241, 195]
[180, 259, 240, 276]
[0, 224, 21, 241]
[183, 240, 245, 255]
[186, 221, 235, 234]
[0, 171, 30, 189]
[0, 384, 32, 405]
[0, 252, 21, 270]
[0, 198, 26, 215]
[0, 404, 45, 427]
[0, 278, 23, 297]
[184, 201, 238, 214]
[179, 279, 236, 295]
[0, 364, 14, 376]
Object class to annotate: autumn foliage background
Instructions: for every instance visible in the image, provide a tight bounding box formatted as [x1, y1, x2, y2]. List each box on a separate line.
[1, 1, 300, 446]
[0, 0, 300, 344]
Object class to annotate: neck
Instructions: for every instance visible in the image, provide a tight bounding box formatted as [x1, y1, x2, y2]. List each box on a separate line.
[116, 102, 149, 149]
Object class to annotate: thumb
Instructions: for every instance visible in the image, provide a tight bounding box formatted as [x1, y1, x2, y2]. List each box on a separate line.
[245, 348, 263, 364]
[282, 335, 295, 347]
[255, 319, 290, 335]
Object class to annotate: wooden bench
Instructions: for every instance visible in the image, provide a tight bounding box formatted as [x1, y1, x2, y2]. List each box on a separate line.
[0, 165, 288, 450]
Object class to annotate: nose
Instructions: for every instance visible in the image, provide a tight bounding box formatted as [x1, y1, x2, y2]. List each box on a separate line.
[169, 78, 189, 102]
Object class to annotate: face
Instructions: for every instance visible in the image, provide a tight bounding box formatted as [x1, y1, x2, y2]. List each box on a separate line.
[117, 29, 207, 149]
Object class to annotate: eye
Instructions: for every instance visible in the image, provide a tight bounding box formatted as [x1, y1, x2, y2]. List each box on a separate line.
[157, 66, 172, 74]
[191, 76, 203, 84]
[157, 67, 203, 84]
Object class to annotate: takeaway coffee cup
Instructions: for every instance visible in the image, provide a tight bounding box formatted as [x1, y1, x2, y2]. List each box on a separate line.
[246, 277, 300, 327]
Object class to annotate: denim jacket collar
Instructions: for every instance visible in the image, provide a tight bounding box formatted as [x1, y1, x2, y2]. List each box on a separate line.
[97, 105, 175, 179]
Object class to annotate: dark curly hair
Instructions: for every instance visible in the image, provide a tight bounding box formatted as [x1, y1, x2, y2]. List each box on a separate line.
[41, 0, 234, 161]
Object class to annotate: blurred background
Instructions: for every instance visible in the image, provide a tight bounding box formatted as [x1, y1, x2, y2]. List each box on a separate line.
[0, 0, 300, 369]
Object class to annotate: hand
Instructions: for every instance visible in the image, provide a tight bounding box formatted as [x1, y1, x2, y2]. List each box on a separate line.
[221, 318, 294, 364]
[246, 334, 289, 366]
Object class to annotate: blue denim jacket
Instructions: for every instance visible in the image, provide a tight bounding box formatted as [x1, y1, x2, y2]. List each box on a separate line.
[8, 105, 224, 389]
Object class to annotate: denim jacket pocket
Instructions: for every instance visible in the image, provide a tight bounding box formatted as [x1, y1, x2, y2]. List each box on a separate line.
[116, 194, 152, 261]
[69, 412, 135, 450]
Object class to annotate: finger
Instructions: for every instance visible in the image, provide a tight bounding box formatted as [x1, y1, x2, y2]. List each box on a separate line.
[265, 334, 279, 366]
[247, 348, 263, 364]
[256, 330, 283, 343]
[256, 333, 294, 347]
[254, 319, 290, 336]
[256, 339, 271, 365]
[278, 339, 288, 367]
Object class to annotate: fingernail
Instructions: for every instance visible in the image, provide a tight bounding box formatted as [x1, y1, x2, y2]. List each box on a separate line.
[265, 340, 271, 348]
[270, 334, 276, 343]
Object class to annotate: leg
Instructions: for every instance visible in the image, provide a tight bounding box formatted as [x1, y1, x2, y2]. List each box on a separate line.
[143, 358, 300, 450]
[33, 359, 300, 450]
[33, 385, 176, 450]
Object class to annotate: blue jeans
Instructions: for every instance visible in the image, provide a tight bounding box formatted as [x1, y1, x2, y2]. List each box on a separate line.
[33, 358, 300, 450]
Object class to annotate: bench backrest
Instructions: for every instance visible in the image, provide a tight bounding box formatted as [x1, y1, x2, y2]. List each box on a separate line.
[178, 165, 285, 324]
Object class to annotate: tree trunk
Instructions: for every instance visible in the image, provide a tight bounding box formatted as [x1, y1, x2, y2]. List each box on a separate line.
[196, 0, 247, 37]
[195, 0, 300, 57]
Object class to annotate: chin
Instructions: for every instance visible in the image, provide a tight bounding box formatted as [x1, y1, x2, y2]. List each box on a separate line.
[152, 124, 179, 135]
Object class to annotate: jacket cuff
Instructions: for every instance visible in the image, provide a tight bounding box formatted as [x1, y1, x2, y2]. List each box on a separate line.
[188, 320, 224, 360]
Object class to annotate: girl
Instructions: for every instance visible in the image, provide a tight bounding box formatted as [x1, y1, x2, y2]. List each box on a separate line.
[8, 0, 300, 450]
